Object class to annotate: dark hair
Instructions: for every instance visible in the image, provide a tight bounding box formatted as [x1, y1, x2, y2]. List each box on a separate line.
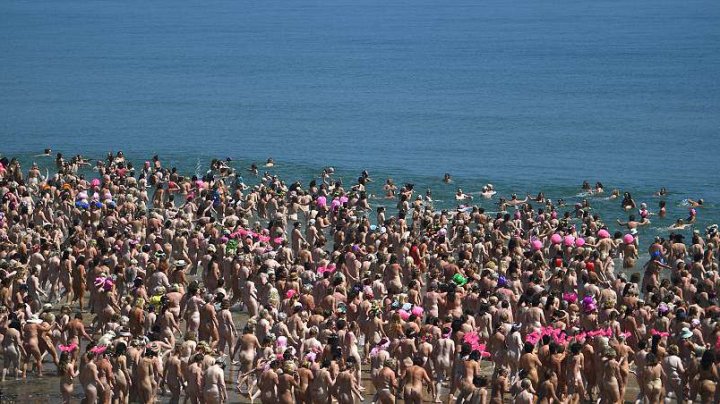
[114, 342, 127, 356]
[701, 350, 715, 369]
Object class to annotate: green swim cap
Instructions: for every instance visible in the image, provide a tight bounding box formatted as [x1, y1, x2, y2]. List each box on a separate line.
[452, 273, 467, 286]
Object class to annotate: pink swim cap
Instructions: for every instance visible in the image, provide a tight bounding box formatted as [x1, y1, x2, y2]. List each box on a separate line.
[550, 234, 562, 245]
[531, 239, 543, 251]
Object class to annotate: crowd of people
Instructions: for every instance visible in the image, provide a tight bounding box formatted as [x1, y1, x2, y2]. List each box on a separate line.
[0, 151, 718, 403]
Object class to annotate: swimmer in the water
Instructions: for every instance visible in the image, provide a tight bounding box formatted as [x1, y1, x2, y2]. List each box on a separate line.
[671, 219, 690, 230]
[688, 208, 698, 223]
[609, 189, 620, 199]
[55, 153, 64, 168]
[595, 182, 604, 194]
[455, 188, 472, 201]
[481, 184, 496, 199]
[573, 203, 585, 218]
[617, 214, 648, 234]
[706, 224, 718, 237]
[72, 154, 91, 166]
[687, 198, 704, 207]
[321, 168, 335, 186]
[35, 148, 52, 157]
[638, 203, 651, 224]
[582, 181, 592, 193]
[425, 189, 433, 202]
[384, 179, 397, 199]
[658, 200, 667, 218]
[233, 173, 248, 190]
[621, 192, 637, 210]
[443, 173, 452, 183]
[265, 158, 274, 167]
[507, 193, 528, 206]
[248, 163, 258, 176]
[654, 187, 668, 197]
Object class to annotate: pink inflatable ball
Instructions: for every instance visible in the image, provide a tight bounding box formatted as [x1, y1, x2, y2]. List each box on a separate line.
[397, 309, 410, 321]
[531, 239, 543, 251]
[550, 234, 563, 245]
[411, 306, 424, 317]
[575, 237, 586, 247]
[564, 235, 576, 247]
[623, 234, 635, 244]
[597, 229, 611, 239]
[90, 178, 101, 187]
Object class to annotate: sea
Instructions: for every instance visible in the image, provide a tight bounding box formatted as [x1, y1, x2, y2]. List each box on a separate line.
[1, 0, 720, 255]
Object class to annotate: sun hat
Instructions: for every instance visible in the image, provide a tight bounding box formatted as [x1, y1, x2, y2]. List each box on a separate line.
[680, 327, 693, 339]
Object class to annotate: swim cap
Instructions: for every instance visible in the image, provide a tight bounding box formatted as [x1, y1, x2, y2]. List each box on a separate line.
[452, 273, 468, 286]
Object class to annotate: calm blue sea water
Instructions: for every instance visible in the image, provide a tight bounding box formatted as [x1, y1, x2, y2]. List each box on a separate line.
[1, 0, 719, 241]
